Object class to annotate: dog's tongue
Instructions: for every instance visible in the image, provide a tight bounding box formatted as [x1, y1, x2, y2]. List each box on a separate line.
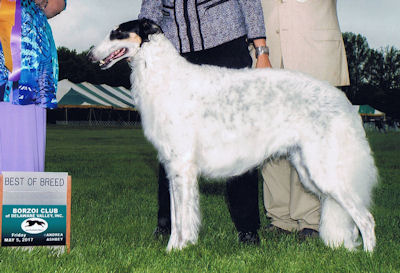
[111, 48, 127, 60]
[100, 48, 127, 67]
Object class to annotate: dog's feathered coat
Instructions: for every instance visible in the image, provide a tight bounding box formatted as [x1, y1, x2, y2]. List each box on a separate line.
[89, 19, 378, 252]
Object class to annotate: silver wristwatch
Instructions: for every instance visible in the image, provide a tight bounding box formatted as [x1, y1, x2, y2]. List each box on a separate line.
[255, 46, 269, 58]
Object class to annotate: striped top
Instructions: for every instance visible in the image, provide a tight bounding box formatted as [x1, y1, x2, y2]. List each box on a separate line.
[139, 0, 266, 53]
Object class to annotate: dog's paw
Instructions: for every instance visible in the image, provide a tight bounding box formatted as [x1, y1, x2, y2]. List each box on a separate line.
[166, 231, 198, 252]
[166, 237, 188, 252]
[322, 233, 362, 251]
[321, 225, 362, 251]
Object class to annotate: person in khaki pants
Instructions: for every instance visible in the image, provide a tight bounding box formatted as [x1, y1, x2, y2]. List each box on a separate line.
[260, 0, 350, 236]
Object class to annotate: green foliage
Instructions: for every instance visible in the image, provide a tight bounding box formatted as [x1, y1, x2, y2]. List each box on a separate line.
[342, 33, 400, 117]
[57, 47, 131, 88]
[0, 126, 399, 272]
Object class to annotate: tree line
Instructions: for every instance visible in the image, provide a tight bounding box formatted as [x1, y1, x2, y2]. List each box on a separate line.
[58, 32, 400, 118]
[341, 32, 400, 119]
[58, 48, 131, 88]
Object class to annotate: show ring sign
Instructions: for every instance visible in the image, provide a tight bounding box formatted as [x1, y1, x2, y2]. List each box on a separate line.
[0, 172, 71, 253]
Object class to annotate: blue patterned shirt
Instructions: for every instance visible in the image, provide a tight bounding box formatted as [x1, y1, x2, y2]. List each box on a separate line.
[0, 0, 66, 109]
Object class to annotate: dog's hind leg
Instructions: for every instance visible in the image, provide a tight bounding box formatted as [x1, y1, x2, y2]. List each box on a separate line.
[291, 149, 358, 250]
[166, 160, 201, 251]
[292, 143, 375, 252]
[289, 149, 356, 249]
[301, 150, 377, 252]
[327, 190, 376, 252]
[296, 163, 374, 251]
[320, 126, 376, 252]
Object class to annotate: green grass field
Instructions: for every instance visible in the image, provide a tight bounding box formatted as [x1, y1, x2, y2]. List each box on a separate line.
[0, 126, 399, 272]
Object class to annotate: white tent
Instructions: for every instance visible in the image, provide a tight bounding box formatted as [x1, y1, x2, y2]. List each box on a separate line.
[50, 80, 138, 125]
[57, 79, 134, 110]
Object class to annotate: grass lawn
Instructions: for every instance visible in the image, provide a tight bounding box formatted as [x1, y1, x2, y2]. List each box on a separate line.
[0, 126, 399, 272]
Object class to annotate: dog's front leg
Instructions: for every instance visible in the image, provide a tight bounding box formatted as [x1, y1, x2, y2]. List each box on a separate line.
[166, 161, 200, 251]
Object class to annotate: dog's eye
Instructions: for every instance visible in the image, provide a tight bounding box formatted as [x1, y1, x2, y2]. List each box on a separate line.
[110, 29, 129, 40]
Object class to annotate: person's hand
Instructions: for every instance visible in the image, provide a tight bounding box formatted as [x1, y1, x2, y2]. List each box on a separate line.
[253, 38, 272, 69]
[37, 0, 66, 19]
[256, 54, 272, 69]
[35, 0, 48, 10]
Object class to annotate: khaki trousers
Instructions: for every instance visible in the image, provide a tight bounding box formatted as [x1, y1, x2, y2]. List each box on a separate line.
[262, 158, 320, 231]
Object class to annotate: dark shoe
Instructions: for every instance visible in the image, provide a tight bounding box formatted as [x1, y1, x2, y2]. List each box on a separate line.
[238, 231, 260, 245]
[153, 225, 171, 238]
[266, 224, 292, 235]
[298, 228, 319, 240]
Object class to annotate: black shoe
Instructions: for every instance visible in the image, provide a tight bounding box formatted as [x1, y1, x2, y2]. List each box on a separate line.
[266, 224, 292, 235]
[238, 231, 260, 245]
[153, 225, 171, 238]
[298, 228, 319, 240]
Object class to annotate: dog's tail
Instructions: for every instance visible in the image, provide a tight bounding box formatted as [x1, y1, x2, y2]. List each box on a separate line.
[335, 115, 378, 207]
[324, 114, 378, 251]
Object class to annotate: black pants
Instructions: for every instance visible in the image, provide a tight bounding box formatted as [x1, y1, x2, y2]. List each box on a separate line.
[157, 37, 260, 233]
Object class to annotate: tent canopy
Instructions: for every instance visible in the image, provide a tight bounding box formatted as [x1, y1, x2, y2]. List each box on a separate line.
[353, 105, 385, 117]
[57, 79, 134, 110]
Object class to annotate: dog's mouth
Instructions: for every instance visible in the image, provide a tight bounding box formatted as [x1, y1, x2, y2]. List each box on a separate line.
[99, 47, 128, 69]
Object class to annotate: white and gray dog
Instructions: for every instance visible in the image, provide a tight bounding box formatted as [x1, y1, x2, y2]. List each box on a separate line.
[89, 19, 378, 252]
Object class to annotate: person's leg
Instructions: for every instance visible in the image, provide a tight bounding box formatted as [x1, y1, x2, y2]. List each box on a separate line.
[226, 169, 260, 243]
[0, 102, 46, 172]
[154, 163, 171, 236]
[289, 165, 320, 236]
[35, 104, 46, 171]
[262, 158, 298, 231]
[208, 38, 261, 243]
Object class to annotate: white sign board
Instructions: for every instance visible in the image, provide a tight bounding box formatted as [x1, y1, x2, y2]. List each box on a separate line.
[0, 172, 71, 252]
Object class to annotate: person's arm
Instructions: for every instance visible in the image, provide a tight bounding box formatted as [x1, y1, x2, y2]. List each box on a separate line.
[237, 0, 271, 69]
[138, 0, 163, 25]
[253, 38, 272, 69]
[35, 0, 66, 19]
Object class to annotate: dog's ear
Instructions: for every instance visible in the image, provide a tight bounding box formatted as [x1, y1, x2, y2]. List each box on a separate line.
[139, 18, 163, 43]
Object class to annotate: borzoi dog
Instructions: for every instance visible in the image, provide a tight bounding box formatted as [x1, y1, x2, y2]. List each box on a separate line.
[89, 19, 378, 252]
